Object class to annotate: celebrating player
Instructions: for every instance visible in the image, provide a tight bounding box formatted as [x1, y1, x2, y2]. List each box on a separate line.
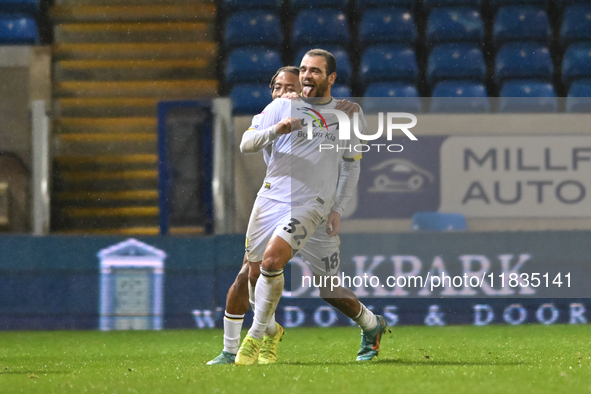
[207, 65, 369, 365]
[235, 49, 388, 366]
[206, 66, 300, 365]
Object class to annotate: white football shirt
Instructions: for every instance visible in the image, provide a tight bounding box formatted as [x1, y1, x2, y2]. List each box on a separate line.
[247, 97, 365, 205]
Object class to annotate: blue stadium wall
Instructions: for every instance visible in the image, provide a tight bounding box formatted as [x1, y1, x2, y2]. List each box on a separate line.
[0, 232, 589, 331]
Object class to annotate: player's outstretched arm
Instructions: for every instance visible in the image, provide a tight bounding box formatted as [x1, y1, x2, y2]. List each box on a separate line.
[240, 124, 280, 154]
[240, 117, 303, 153]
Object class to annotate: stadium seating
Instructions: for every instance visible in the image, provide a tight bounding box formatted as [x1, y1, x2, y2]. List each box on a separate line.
[357, 0, 414, 11]
[230, 83, 270, 115]
[290, 0, 349, 10]
[332, 84, 352, 97]
[427, 43, 486, 86]
[410, 212, 467, 231]
[291, 9, 350, 51]
[223, 0, 281, 13]
[430, 80, 490, 112]
[555, 0, 591, 9]
[223, 11, 282, 49]
[499, 80, 557, 112]
[422, 0, 479, 11]
[225, 47, 282, 86]
[566, 79, 591, 112]
[295, 46, 352, 84]
[493, 6, 551, 47]
[358, 8, 417, 46]
[0, 14, 38, 44]
[560, 4, 591, 47]
[426, 7, 484, 45]
[561, 42, 591, 87]
[359, 44, 419, 87]
[488, 0, 548, 13]
[494, 42, 553, 86]
[0, 0, 39, 15]
[363, 82, 422, 113]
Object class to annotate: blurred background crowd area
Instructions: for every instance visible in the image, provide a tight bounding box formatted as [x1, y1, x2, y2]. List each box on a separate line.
[1, 0, 591, 235]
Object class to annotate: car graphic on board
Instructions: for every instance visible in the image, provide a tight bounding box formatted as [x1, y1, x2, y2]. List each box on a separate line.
[368, 158, 435, 193]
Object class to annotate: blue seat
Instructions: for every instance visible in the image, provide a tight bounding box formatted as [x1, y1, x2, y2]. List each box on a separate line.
[357, 0, 414, 11]
[224, 11, 282, 49]
[427, 43, 486, 86]
[562, 42, 591, 87]
[410, 212, 467, 231]
[493, 6, 550, 47]
[225, 48, 282, 86]
[223, 0, 281, 12]
[426, 7, 484, 45]
[359, 8, 417, 46]
[495, 42, 553, 86]
[359, 45, 419, 86]
[423, 0, 479, 11]
[332, 84, 352, 97]
[363, 82, 422, 113]
[0, 14, 37, 44]
[556, 0, 591, 9]
[489, 0, 548, 13]
[292, 9, 350, 51]
[290, 0, 349, 10]
[566, 79, 591, 112]
[499, 80, 557, 112]
[430, 81, 489, 112]
[295, 46, 352, 84]
[230, 84, 270, 115]
[560, 5, 591, 47]
[0, 0, 39, 15]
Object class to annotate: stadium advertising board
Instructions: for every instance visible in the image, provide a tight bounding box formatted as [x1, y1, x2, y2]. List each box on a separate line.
[440, 136, 591, 217]
[0, 234, 589, 330]
[350, 136, 444, 219]
[348, 135, 591, 219]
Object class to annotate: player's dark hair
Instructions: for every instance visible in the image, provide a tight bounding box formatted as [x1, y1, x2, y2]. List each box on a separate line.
[269, 66, 300, 88]
[303, 49, 336, 76]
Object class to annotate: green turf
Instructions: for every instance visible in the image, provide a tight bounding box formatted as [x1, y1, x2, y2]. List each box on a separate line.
[0, 325, 589, 393]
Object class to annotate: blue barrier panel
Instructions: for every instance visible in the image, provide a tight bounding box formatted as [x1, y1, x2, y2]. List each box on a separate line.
[0, 233, 589, 330]
[157, 101, 213, 235]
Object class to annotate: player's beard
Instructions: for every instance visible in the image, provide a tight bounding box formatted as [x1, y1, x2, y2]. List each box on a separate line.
[302, 77, 330, 98]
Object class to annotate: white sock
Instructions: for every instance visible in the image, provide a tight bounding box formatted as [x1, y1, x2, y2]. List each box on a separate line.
[353, 303, 378, 332]
[248, 281, 256, 312]
[247, 268, 284, 340]
[266, 313, 278, 337]
[249, 280, 277, 337]
[223, 312, 244, 354]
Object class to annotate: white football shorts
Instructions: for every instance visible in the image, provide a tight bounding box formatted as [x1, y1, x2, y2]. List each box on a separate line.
[245, 196, 340, 275]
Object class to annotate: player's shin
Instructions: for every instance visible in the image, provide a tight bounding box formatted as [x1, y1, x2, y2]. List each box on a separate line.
[249, 278, 278, 337]
[248, 281, 256, 311]
[248, 268, 284, 340]
[223, 312, 245, 354]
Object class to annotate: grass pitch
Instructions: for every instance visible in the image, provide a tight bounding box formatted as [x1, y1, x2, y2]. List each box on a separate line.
[0, 325, 589, 394]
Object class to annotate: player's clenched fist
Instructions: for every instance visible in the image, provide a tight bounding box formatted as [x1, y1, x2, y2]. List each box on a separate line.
[276, 117, 303, 134]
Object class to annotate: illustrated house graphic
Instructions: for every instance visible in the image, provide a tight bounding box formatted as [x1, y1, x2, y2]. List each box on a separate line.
[98, 238, 166, 331]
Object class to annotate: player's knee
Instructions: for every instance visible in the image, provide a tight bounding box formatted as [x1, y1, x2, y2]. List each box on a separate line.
[261, 253, 286, 271]
[261, 251, 285, 271]
[261, 240, 291, 271]
[319, 286, 334, 300]
[235, 269, 249, 287]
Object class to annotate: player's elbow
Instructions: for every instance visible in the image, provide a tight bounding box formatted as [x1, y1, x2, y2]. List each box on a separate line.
[240, 139, 255, 154]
